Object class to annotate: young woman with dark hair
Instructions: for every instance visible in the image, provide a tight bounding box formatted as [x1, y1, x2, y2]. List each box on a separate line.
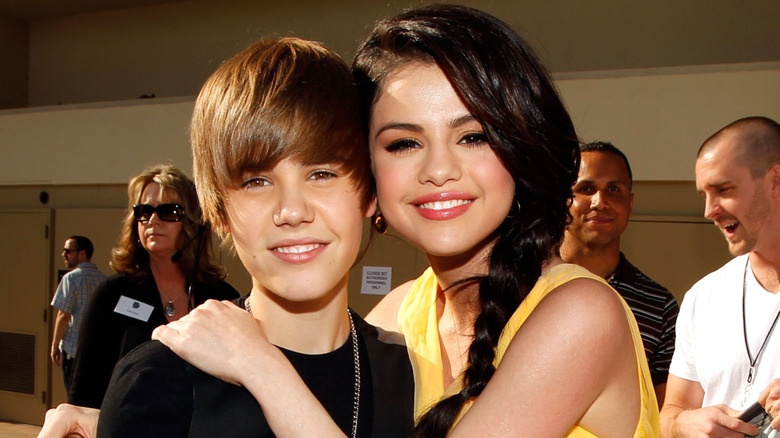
[355, 5, 658, 436]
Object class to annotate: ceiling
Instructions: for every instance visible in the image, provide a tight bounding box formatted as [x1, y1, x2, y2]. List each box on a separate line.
[0, 0, 190, 19]
[1, 0, 777, 77]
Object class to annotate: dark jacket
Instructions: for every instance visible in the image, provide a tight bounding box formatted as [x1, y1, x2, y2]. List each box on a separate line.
[69, 273, 239, 408]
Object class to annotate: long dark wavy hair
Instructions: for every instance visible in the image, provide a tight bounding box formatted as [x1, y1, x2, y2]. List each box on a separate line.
[353, 4, 580, 435]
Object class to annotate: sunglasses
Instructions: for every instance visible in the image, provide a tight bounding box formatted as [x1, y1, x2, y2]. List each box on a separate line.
[132, 203, 185, 222]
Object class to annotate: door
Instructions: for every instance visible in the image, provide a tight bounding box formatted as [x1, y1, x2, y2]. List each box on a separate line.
[0, 210, 50, 425]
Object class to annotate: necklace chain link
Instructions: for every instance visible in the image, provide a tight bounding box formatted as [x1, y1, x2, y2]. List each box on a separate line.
[159, 283, 191, 317]
[347, 309, 360, 438]
[245, 297, 360, 438]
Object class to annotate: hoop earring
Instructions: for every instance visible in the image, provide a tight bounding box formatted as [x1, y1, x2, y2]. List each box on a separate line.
[506, 199, 521, 219]
[373, 212, 388, 234]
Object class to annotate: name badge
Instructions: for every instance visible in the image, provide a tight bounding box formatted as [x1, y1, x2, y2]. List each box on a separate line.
[114, 295, 154, 322]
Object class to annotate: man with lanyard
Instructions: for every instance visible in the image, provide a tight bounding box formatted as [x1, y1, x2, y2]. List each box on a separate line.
[661, 116, 780, 437]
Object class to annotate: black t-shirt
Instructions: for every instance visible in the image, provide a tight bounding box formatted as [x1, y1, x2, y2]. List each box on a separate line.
[98, 316, 387, 437]
[277, 336, 374, 437]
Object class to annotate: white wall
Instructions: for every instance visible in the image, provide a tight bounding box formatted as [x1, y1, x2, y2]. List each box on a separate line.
[558, 66, 780, 180]
[2, 67, 778, 185]
[0, 99, 194, 185]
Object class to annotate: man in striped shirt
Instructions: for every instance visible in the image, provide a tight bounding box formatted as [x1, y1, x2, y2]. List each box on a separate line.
[560, 141, 679, 406]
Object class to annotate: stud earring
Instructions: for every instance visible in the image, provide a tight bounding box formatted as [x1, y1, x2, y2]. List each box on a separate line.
[373, 212, 388, 234]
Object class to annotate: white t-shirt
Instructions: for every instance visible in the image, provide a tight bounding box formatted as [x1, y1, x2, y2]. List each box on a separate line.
[670, 254, 780, 410]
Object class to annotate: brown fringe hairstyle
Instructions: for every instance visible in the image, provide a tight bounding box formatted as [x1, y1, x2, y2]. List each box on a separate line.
[190, 37, 372, 242]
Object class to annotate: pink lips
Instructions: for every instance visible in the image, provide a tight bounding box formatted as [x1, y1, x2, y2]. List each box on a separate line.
[270, 239, 327, 264]
[411, 191, 474, 220]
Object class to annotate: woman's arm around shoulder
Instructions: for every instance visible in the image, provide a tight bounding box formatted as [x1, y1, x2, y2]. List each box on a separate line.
[451, 277, 641, 438]
[154, 300, 346, 438]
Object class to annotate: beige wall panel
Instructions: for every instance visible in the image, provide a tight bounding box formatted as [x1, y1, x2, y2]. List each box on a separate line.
[2, 68, 777, 186]
[558, 68, 780, 181]
[0, 210, 50, 425]
[0, 100, 194, 186]
[621, 217, 733, 303]
[216, 246, 252, 298]
[53, 208, 125, 275]
[348, 222, 428, 317]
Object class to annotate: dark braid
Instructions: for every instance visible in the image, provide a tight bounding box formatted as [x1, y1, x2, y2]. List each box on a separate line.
[354, 4, 579, 436]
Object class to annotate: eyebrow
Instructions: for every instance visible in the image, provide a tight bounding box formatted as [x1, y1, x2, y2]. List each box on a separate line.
[448, 114, 477, 129]
[373, 113, 478, 140]
[575, 178, 630, 186]
[373, 122, 421, 140]
[698, 180, 731, 191]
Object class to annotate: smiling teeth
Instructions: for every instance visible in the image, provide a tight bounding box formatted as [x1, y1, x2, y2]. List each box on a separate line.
[418, 199, 472, 210]
[275, 244, 322, 254]
[724, 222, 738, 233]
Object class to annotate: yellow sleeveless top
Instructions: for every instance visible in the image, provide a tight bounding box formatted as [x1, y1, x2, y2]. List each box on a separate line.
[397, 263, 659, 437]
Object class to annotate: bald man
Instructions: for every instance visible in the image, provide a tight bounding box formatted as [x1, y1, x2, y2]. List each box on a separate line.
[661, 117, 780, 437]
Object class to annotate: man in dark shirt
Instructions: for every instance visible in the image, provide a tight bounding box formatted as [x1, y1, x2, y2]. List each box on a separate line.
[560, 141, 679, 406]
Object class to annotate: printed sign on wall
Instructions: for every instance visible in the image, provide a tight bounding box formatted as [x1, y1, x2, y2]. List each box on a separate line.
[361, 266, 392, 296]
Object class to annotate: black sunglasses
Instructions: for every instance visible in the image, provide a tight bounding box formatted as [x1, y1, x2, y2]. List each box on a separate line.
[133, 203, 185, 222]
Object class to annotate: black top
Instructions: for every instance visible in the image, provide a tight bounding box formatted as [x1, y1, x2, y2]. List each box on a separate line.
[69, 273, 239, 408]
[98, 301, 414, 438]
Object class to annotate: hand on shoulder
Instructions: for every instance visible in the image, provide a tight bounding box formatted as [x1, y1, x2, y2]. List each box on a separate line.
[152, 299, 272, 386]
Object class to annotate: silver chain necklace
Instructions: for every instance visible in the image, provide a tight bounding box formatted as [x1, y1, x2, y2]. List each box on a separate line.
[741, 258, 780, 389]
[347, 309, 361, 438]
[159, 283, 191, 317]
[245, 297, 360, 438]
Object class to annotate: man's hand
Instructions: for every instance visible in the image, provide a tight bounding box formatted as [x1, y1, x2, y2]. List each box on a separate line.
[663, 404, 759, 437]
[50, 344, 61, 367]
[662, 375, 760, 437]
[759, 378, 780, 430]
[37, 404, 99, 438]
